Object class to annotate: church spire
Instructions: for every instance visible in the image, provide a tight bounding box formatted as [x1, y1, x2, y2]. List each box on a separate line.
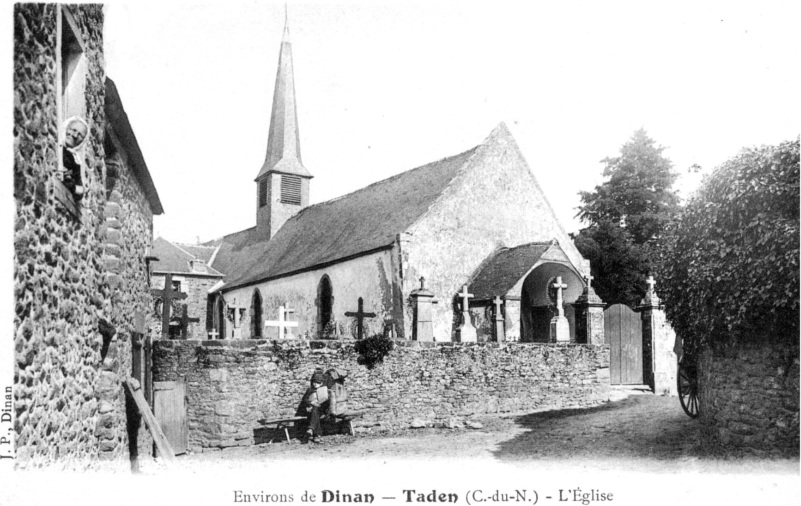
[255, 9, 312, 240]
[256, 8, 311, 180]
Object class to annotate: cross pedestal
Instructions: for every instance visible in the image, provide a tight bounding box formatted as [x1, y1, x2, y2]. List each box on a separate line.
[345, 297, 377, 339]
[549, 276, 570, 343]
[410, 277, 436, 342]
[264, 306, 299, 339]
[457, 285, 476, 343]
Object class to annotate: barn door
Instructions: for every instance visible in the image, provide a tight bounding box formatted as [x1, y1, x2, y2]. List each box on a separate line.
[153, 380, 188, 455]
[604, 304, 643, 385]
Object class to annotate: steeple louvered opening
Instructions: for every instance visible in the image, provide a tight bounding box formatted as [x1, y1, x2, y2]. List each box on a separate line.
[280, 174, 302, 205]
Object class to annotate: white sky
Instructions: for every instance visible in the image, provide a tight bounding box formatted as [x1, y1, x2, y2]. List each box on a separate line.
[101, 0, 800, 245]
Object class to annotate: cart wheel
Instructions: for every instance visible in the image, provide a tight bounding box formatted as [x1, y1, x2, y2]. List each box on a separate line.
[678, 362, 699, 418]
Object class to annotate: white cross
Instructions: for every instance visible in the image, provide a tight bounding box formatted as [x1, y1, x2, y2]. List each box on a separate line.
[208, 329, 219, 340]
[264, 305, 299, 339]
[646, 275, 657, 292]
[584, 274, 594, 289]
[553, 276, 567, 317]
[492, 296, 504, 319]
[458, 285, 474, 312]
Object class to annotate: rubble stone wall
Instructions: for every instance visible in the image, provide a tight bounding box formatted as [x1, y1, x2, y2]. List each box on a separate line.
[153, 340, 610, 451]
[13, 4, 154, 468]
[698, 339, 799, 456]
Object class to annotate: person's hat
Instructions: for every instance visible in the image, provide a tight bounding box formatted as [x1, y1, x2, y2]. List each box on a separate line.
[311, 372, 326, 384]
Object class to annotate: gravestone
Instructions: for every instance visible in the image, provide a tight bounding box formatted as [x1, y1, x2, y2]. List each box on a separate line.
[457, 285, 477, 342]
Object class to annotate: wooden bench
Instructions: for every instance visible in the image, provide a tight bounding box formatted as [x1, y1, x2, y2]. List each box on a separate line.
[256, 416, 306, 444]
[327, 411, 365, 436]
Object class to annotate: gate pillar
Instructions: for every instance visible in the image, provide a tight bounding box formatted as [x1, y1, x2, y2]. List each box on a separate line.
[574, 276, 606, 345]
[636, 276, 678, 395]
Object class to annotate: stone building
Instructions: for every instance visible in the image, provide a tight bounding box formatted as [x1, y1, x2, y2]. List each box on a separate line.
[13, 4, 163, 467]
[149, 237, 224, 339]
[177, 18, 594, 344]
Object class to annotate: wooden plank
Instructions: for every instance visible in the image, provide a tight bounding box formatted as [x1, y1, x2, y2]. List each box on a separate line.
[123, 377, 177, 464]
[154, 380, 188, 455]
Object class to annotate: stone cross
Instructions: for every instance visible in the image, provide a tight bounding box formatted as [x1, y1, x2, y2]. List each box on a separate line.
[585, 274, 594, 289]
[345, 297, 377, 339]
[264, 305, 298, 339]
[646, 275, 656, 292]
[151, 273, 187, 338]
[552, 277, 568, 317]
[207, 329, 219, 340]
[457, 285, 477, 342]
[227, 300, 247, 328]
[492, 295, 505, 342]
[179, 303, 200, 340]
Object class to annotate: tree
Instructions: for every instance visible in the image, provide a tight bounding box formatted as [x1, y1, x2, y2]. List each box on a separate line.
[573, 129, 680, 306]
[660, 138, 799, 347]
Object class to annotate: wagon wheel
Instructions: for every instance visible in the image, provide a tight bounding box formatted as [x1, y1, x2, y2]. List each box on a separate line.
[677, 360, 700, 418]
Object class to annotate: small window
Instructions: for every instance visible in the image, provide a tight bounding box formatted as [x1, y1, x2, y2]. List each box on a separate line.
[259, 178, 268, 207]
[280, 174, 301, 205]
[171, 279, 182, 293]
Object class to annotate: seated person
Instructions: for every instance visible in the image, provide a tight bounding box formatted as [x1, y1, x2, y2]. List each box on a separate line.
[299, 371, 328, 443]
[61, 117, 88, 198]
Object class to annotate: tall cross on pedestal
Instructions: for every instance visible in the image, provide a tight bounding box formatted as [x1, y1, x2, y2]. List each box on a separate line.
[179, 304, 200, 340]
[151, 273, 188, 338]
[264, 305, 299, 339]
[492, 295, 505, 342]
[345, 297, 376, 339]
[552, 276, 567, 317]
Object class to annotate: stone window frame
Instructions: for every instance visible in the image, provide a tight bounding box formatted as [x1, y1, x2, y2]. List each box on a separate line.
[53, 5, 88, 218]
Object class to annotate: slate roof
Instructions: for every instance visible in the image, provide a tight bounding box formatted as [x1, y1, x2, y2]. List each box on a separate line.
[151, 237, 224, 277]
[211, 145, 480, 290]
[468, 243, 552, 300]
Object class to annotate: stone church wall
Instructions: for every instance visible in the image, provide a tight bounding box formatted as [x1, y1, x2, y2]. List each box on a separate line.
[400, 128, 587, 341]
[14, 4, 155, 468]
[698, 339, 799, 456]
[153, 340, 610, 450]
[223, 250, 401, 339]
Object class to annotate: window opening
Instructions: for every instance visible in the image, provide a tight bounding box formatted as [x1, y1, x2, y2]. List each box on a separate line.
[280, 174, 301, 205]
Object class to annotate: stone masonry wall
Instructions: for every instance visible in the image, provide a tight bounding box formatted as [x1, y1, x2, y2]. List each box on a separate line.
[13, 4, 155, 468]
[698, 338, 799, 456]
[153, 340, 610, 451]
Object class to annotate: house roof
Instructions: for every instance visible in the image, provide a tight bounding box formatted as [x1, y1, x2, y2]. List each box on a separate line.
[468, 242, 552, 300]
[212, 144, 481, 290]
[150, 237, 224, 277]
[104, 78, 164, 215]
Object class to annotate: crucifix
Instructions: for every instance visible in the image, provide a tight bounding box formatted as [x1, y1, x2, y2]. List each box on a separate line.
[552, 277, 568, 317]
[264, 305, 298, 339]
[584, 274, 594, 289]
[207, 329, 219, 340]
[550, 276, 570, 342]
[345, 297, 376, 339]
[457, 285, 477, 342]
[179, 303, 200, 340]
[227, 299, 247, 338]
[151, 273, 187, 338]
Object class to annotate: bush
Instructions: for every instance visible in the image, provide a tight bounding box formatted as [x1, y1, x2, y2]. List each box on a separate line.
[354, 334, 394, 369]
[661, 138, 799, 348]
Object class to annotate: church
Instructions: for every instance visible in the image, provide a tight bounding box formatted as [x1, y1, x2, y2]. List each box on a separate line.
[152, 18, 592, 344]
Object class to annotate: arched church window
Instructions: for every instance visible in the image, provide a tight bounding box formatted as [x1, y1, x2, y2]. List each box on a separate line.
[317, 276, 333, 337]
[251, 289, 263, 338]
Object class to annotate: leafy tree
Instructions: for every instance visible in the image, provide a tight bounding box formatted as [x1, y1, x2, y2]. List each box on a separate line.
[573, 129, 680, 306]
[661, 138, 800, 348]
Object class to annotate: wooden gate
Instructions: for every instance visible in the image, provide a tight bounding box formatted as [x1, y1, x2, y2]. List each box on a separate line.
[604, 303, 643, 385]
[153, 380, 188, 455]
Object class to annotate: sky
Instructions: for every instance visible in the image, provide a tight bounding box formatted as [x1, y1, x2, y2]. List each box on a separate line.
[99, 0, 800, 245]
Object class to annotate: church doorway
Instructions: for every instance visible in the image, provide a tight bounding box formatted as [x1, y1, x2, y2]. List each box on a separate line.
[520, 263, 584, 342]
[317, 276, 333, 336]
[251, 289, 263, 338]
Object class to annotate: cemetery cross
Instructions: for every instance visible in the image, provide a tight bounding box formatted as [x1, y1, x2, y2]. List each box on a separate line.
[151, 273, 188, 338]
[553, 277, 567, 317]
[179, 303, 200, 340]
[264, 305, 299, 339]
[345, 297, 377, 339]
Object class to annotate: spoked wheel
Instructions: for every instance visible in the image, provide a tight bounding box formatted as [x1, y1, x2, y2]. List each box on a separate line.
[678, 361, 700, 418]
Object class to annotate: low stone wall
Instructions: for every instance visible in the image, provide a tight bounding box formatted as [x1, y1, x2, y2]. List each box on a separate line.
[153, 339, 610, 451]
[698, 339, 800, 456]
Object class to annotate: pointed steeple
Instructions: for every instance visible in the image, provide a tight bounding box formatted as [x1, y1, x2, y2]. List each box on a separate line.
[256, 9, 312, 179]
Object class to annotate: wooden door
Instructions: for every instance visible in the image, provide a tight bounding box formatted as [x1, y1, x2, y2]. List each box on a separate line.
[604, 304, 643, 385]
[153, 380, 188, 455]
